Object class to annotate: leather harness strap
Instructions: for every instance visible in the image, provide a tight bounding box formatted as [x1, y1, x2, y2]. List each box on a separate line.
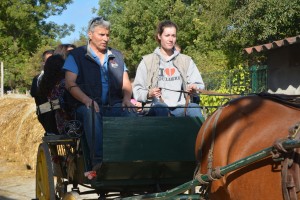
[273, 122, 300, 200]
[195, 107, 224, 185]
[283, 122, 300, 200]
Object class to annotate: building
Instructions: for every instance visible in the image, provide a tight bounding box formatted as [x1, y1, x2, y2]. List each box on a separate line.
[244, 35, 300, 94]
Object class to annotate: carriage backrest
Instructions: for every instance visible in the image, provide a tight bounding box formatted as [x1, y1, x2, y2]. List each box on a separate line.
[86, 116, 204, 191]
[102, 116, 203, 162]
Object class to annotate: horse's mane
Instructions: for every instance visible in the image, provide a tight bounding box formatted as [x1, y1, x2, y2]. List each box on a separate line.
[258, 92, 300, 108]
[223, 92, 300, 109]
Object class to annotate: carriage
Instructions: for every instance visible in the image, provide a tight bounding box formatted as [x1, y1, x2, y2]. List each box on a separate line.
[35, 93, 300, 200]
[35, 116, 204, 199]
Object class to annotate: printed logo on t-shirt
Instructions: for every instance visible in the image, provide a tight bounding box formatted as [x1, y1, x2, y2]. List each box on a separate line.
[158, 66, 181, 81]
[164, 67, 175, 76]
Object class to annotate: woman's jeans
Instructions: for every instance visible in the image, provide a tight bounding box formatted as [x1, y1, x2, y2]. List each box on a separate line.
[148, 102, 203, 117]
[170, 103, 203, 117]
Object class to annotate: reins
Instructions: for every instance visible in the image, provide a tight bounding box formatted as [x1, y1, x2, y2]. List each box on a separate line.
[160, 87, 242, 98]
[159, 87, 241, 116]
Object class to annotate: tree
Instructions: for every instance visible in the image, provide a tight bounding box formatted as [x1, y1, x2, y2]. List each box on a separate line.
[0, 0, 74, 91]
[98, 0, 229, 78]
[222, 0, 300, 66]
[97, 0, 299, 82]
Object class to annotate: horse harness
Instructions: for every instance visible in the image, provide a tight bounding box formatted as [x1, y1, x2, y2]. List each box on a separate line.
[273, 122, 300, 200]
[194, 106, 225, 198]
[261, 93, 300, 200]
[194, 93, 300, 200]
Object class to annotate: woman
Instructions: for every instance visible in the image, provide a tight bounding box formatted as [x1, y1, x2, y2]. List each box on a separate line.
[37, 55, 65, 134]
[133, 20, 205, 117]
[38, 44, 76, 134]
[54, 44, 76, 59]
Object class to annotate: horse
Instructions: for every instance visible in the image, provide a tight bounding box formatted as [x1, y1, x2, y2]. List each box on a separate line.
[195, 93, 300, 200]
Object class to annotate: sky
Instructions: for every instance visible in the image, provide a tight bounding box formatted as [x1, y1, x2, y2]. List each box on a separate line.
[46, 1, 99, 43]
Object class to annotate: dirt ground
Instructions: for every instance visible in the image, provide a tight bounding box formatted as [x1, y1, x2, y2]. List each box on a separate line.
[0, 94, 44, 199]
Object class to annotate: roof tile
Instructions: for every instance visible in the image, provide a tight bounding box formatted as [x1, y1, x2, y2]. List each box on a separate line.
[244, 35, 300, 54]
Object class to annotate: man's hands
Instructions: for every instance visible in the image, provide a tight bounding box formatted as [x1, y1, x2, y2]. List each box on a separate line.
[83, 97, 140, 113]
[122, 99, 137, 112]
[83, 98, 100, 112]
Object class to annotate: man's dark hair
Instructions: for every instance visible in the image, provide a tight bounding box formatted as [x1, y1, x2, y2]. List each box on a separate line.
[54, 44, 76, 60]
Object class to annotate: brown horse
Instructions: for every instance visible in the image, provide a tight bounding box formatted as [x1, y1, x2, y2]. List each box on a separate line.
[195, 93, 300, 200]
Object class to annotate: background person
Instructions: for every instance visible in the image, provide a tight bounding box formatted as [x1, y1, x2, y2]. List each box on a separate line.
[35, 55, 65, 134]
[133, 20, 205, 117]
[30, 49, 54, 105]
[33, 44, 76, 135]
[63, 16, 137, 178]
[54, 44, 77, 59]
[175, 43, 181, 52]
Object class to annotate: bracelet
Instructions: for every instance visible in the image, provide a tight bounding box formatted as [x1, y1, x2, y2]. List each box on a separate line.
[68, 85, 78, 92]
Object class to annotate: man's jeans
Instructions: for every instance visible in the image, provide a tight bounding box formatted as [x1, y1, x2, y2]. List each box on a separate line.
[76, 103, 137, 168]
[103, 103, 138, 117]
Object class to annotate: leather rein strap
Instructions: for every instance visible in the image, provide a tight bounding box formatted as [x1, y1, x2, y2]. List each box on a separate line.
[160, 87, 241, 116]
[160, 87, 241, 98]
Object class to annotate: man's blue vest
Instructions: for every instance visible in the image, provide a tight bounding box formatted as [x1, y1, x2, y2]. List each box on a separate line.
[68, 45, 124, 107]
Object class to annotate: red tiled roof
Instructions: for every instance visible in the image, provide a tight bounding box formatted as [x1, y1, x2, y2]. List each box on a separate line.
[244, 35, 300, 54]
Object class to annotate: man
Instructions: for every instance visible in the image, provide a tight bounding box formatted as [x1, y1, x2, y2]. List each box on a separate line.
[63, 16, 137, 179]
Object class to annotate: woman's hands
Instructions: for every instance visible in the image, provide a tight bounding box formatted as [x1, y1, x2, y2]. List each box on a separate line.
[186, 84, 198, 94]
[148, 87, 162, 98]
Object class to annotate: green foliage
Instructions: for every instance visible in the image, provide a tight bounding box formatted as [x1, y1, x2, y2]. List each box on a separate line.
[1, 0, 298, 94]
[222, 0, 300, 66]
[201, 64, 251, 115]
[98, 0, 228, 78]
[0, 0, 74, 91]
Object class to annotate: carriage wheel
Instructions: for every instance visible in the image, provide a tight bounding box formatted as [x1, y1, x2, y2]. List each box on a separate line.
[36, 142, 56, 200]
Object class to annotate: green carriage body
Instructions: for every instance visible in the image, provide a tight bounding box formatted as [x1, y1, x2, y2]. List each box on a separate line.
[36, 116, 203, 199]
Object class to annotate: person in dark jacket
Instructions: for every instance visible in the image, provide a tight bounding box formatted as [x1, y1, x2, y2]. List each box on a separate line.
[36, 55, 65, 134]
[30, 49, 55, 134]
[63, 16, 137, 179]
[30, 49, 54, 105]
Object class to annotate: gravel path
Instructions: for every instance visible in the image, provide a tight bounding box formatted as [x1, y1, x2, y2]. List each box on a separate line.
[0, 160, 35, 200]
[0, 175, 35, 200]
